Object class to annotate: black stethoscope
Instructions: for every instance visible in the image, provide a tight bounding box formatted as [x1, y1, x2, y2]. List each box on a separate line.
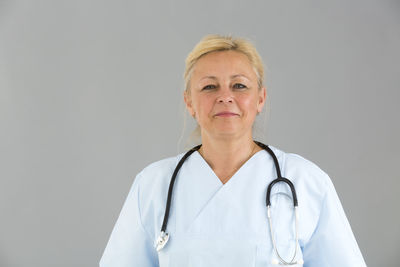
[155, 141, 303, 265]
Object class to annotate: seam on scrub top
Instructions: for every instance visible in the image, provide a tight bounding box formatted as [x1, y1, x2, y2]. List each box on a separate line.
[326, 175, 363, 258]
[303, 183, 328, 246]
[135, 171, 155, 242]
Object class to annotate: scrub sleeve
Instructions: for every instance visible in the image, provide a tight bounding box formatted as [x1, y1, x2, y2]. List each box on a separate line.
[302, 176, 367, 266]
[99, 172, 158, 267]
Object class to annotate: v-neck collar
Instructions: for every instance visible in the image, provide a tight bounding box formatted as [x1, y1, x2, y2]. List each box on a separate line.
[193, 149, 266, 187]
[172, 145, 283, 234]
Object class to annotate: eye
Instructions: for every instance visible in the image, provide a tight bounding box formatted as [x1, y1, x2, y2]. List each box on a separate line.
[202, 84, 216, 90]
[233, 83, 247, 89]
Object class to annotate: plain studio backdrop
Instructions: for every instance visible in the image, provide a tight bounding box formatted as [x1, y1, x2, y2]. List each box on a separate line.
[0, 0, 399, 266]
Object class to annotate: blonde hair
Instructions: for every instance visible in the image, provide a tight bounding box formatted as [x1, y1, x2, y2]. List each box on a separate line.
[184, 34, 265, 93]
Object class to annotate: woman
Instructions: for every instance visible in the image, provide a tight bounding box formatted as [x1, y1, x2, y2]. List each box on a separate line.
[100, 34, 366, 266]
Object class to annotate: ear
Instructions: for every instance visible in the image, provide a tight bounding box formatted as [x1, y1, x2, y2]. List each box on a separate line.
[183, 90, 195, 117]
[257, 86, 267, 113]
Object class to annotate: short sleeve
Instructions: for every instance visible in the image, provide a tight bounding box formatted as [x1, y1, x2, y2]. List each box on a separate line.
[302, 177, 367, 267]
[99, 172, 159, 267]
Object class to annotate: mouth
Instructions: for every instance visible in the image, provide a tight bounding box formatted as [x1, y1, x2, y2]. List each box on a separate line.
[214, 112, 239, 117]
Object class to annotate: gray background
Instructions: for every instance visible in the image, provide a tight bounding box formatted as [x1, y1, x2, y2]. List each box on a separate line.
[1, 0, 399, 266]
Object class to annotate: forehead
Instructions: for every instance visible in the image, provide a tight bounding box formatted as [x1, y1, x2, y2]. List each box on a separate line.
[192, 50, 256, 79]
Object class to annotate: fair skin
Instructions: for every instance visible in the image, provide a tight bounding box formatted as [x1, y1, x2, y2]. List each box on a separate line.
[184, 50, 267, 184]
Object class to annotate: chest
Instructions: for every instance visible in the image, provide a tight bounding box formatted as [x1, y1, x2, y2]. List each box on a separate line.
[146, 152, 310, 266]
[156, 198, 304, 267]
[156, 181, 304, 266]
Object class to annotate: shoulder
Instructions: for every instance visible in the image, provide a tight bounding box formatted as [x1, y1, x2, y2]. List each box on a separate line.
[268, 145, 332, 198]
[135, 152, 186, 192]
[140, 153, 183, 178]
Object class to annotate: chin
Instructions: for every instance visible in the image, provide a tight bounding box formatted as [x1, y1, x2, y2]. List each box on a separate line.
[201, 122, 250, 138]
[213, 126, 244, 137]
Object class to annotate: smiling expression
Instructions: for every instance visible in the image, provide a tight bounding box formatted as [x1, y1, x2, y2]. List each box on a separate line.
[184, 50, 266, 139]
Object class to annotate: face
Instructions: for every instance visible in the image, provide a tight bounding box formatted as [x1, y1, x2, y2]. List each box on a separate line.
[184, 50, 266, 139]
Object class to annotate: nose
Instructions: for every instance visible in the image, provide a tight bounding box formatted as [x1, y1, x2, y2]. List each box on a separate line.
[216, 85, 233, 103]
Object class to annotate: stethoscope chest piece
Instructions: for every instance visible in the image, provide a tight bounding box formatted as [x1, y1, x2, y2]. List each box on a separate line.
[155, 231, 169, 252]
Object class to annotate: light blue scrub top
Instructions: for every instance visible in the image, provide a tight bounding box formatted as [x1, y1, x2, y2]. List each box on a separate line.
[99, 145, 366, 267]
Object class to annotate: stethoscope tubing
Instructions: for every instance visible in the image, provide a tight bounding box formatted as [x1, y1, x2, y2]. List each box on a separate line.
[156, 141, 301, 265]
[161, 144, 201, 233]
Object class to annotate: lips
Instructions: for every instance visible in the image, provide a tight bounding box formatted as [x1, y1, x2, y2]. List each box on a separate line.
[214, 111, 239, 117]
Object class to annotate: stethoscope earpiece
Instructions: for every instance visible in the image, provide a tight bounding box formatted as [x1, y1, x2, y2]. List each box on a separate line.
[155, 231, 169, 252]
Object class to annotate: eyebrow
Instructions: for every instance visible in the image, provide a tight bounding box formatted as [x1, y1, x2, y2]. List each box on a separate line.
[199, 74, 250, 81]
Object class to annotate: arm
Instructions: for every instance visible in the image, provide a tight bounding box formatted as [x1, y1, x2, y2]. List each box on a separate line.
[99, 172, 159, 267]
[302, 177, 366, 267]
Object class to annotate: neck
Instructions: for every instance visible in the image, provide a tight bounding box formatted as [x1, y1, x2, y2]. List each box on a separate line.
[198, 132, 262, 184]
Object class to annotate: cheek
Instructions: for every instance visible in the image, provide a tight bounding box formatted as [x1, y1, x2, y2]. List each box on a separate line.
[194, 95, 214, 114]
[239, 96, 258, 114]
